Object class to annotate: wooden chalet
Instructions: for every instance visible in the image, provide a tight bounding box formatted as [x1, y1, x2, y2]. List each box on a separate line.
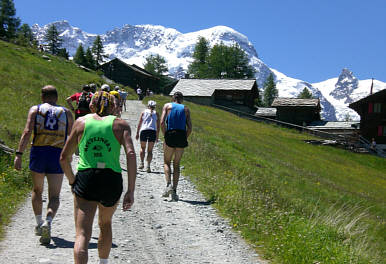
[100, 58, 159, 92]
[271, 98, 321, 126]
[169, 79, 258, 111]
[307, 121, 359, 135]
[349, 89, 386, 147]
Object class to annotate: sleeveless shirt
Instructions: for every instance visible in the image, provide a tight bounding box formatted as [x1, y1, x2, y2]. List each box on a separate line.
[77, 115, 122, 173]
[32, 103, 68, 148]
[166, 103, 186, 131]
[140, 109, 157, 131]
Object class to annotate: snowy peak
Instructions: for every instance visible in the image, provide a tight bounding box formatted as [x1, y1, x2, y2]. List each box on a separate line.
[329, 68, 359, 103]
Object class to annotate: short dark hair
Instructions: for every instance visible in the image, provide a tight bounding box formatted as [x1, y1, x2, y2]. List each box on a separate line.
[41, 85, 58, 100]
[82, 84, 91, 92]
[173, 91, 183, 103]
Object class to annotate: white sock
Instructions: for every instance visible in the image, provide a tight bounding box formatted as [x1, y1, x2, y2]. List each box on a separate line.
[35, 215, 43, 226]
[45, 216, 53, 224]
[99, 259, 108, 264]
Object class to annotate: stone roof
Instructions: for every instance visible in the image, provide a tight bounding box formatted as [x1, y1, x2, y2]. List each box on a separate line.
[255, 107, 277, 117]
[307, 121, 359, 130]
[169, 79, 257, 97]
[272, 98, 320, 107]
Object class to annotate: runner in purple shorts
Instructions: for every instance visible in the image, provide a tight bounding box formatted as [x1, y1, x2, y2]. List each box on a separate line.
[14, 85, 73, 245]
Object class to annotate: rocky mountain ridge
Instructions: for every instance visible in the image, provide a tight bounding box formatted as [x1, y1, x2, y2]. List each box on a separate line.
[31, 21, 386, 121]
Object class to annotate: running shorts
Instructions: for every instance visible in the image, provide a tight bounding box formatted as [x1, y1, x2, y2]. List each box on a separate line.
[164, 129, 188, 148]
[29, 146, 63, 174]
[140, 129, 156, 142]
[72, 168, 123, 207]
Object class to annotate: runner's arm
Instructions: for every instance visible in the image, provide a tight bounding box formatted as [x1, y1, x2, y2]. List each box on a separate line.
[156, 112, 160, 141]
[60, 120, 81, 185]
[121, 122, 137, 211]
[135, 112, 143, 140]
[14, 106, 37, 170]
[65, 96, 75, 113]
[160, 103, 169, 136]
[65, 108, 74, 135]
[185, 107, 192, 138]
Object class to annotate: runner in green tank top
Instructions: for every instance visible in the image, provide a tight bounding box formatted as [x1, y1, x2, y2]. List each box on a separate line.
[60, 91, 137, 264]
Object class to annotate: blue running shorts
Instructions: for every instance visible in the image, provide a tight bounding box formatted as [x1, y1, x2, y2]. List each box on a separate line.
[29, 146, 63, 174]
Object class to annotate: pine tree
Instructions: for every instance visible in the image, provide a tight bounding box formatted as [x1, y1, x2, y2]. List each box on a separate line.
[85, 47, 95, 69]
[16, 23, 36, 47]
[0, 0, 20, 40]
[73, 44, 87, 66]
[57, 48, 69, 60]
[91, 35, 107, 68]
[188, 36, 210, 78]
[263, 73, 278, 106]
[297, 87, 313, 99]
[44, 24, 62, 55]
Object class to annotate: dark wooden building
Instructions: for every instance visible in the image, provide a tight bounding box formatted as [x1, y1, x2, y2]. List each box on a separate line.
[100, 58, 159, 92]
[271, 98, 321, 126]
[169, 79, 258, 111]
[349, 89, 386, 146]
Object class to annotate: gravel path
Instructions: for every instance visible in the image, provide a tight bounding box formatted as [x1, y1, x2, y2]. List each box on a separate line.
[0, 100, 264, 264]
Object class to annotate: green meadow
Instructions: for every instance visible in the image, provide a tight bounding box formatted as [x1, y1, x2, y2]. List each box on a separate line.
[0, 40, 385, 263]
[148, 95, 385, 264]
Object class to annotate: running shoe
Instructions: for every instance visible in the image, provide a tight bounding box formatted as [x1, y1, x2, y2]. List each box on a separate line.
[138, 162, 144, 170]
[171, 190, 179, 201]
[39, 221, 51, 245]
[34, 224, 42, 236]
[146, 166, 151, 173]
[162, 185, 173, 197]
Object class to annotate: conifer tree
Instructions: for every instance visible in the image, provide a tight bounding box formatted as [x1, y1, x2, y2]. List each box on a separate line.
[16, 23, 36, 47]
[188, 36, 210, 78]
[73, 44, 87, 66]
[91, 35, 107, 68]
[0, 0, 20, 40]
[57, 48, 69, 60]
[263, 73, 278, 106]
[297, 87, 313, 99]
[85, 47, 95, 69]
[44, 24, 62, 55]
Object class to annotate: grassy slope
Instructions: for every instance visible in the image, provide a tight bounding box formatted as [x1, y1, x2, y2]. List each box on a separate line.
[0, 40, 135, 238]
[148, 95, 385, 264]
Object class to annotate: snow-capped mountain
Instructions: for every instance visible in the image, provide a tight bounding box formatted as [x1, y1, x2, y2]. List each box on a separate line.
[32, 21, 386, 121]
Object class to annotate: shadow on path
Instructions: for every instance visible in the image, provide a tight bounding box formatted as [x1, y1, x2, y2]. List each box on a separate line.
[179, 199, 214, 206]
[47, 237, 117, 249]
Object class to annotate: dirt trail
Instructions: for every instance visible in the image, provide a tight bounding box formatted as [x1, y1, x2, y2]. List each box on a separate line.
[0, 100, 263, 264]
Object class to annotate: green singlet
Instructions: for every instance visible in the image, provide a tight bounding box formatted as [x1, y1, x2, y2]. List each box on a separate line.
[77, 115, 122, 173]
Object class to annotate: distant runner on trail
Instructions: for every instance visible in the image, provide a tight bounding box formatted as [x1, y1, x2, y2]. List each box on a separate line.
[136, 100, 160, 172]
[116, 86, 128, 112]
[60, 91, 137, 264]
[160, 92, 192, 201]
[14, 85, 73, 245]
[66, 85, 93, 120]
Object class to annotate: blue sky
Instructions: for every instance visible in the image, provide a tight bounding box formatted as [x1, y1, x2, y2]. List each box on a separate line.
[14, 0, 386, 83]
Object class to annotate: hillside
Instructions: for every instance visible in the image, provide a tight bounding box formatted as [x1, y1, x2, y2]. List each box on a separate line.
[0, 40, 134, 148]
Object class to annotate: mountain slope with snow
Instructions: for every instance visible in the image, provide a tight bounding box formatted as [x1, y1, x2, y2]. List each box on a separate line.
[32, 21, 386, 121]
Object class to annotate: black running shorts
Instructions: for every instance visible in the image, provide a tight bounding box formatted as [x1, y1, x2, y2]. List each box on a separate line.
[164, 129, 188, 148]
[72, 168, 123, 207]
[140, 129, 156, 142]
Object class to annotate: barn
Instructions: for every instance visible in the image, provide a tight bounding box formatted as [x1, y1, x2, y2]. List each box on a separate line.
[349, 89, 386, 148]
[169, 79, 258, 111]
[100, 58, 159, 92]
[271, 98, 321, 126]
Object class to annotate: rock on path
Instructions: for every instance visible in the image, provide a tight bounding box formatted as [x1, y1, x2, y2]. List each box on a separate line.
[0, 100, 264, 264]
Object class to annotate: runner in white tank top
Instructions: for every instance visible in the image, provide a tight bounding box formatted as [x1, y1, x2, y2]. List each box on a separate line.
[136, 100, 160, 172]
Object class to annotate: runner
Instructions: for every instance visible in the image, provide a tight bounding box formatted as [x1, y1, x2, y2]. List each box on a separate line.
[116, 86, 128, 112]
[160, 92, 192, 201]
[60, 91, 137, 264]
[101, 84, 110, 92]
[66, 85, 93, 120]
[136, 85, 142, 100]
[109, 88, 121, 117]
[135, 100, 160, 172]
[14, 85, 73, 245]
